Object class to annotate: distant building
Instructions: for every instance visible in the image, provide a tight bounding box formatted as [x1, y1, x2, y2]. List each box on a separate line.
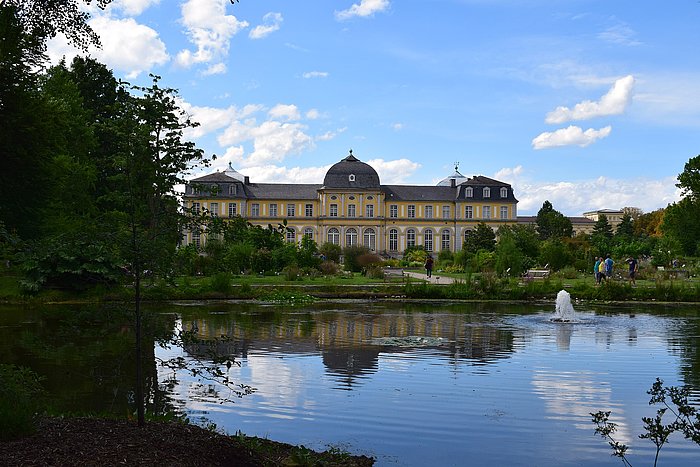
[517, 209, 623, 236]
[182, 151, 519, 255]
[582, 209, 624, 227]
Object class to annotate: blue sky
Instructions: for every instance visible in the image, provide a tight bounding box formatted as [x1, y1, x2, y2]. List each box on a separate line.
[48, 0, 700, 215]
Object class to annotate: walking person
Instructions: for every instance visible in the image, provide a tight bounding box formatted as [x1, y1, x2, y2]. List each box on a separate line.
[594, 257, 602, 285]
[425, 255, 434, 278]
[604, 254, 614, 280]
[627, 257, 639, 286]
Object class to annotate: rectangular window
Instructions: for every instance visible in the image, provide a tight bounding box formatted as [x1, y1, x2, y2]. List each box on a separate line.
[366, 204, 374, 218]
[390, 204, 398, 218]
[425, 206, 433, 219]
[348, 204, 356, 218]
[465, 206, 473, 219]
[192, 202, 200, 215]
[269, 203, 278, 217]
[210, 202, 219, 217]
[228, 202, 237, 217]
[408, 205, 416, 218]
[305, 204, 313, 217]
[287, 204, 295, 217]
[192, 230, 200, 247]
[330, 204, 338, 217]
[483, 206, 491, 219]
[229, 184, 236, 195]
[251, 203, 260, 217]
[500, 206, 508, 219]
[442, 205, 450, 219]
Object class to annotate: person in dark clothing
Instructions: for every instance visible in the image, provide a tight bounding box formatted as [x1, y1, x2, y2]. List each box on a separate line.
[425, 255, 434, 278]
[627, 257, 639, 285]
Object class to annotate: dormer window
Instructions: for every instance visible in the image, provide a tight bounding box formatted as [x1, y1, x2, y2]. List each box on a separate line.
[500, 187, 508, 198]
[483, 187, 491, 198]
[349, 174, 356, 182]
[229, 184, 236, 195]
[465, 186, 473, 198]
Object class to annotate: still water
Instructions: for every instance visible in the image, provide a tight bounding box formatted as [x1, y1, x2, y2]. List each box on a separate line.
[2, 300, 700, 466]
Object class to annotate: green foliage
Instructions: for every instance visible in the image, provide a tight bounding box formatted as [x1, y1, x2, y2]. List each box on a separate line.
[319, 242, 341, 263]
[18, 232, 123, 294]
[209, 272, 233, 295]
[464, 222, 496, 253]
[539, 239, 572, 271]
[494, 233, 525, 276]
[662, 197, 700, 256]
[0, 364, 45, 440]
[297, 235, 321, 269]
[342, 245, 370, 272]
[591, 378, 700, 467]
[536, 200, 573, 240]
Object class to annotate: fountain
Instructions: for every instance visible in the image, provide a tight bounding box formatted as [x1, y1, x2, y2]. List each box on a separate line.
[552, 290, 576, 322]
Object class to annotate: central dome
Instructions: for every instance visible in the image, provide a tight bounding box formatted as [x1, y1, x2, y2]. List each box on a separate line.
[323, 151, 380, 189]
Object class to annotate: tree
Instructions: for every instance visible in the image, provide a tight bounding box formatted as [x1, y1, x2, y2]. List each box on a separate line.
[494, 234, 525, 276]
[464, 222, 496, 253]
[2, 0, 110, 51]
[661, 198, 700, 256]
[592, 379, 700, 467]
[615, 213, 634, 239]
[676, 155, 700, 201]
[108, 76, 206, 426]
[634, 209, 665, 238]
[535, 200, 573, 240]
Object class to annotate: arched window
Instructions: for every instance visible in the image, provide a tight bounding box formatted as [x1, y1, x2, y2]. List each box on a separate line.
[424, 229, 433, 252]
[500, 187, 508, 198]
[483, 187, 491, 198]
[349, 174, 356, 182]
[328, 228, 340, 245]
[303, 227, 314, 239]
[441, 229, 451, 251]
[464, 229, 473, 245]
[407, 229, 416, 248]
[465, 186, 473, 198]
[286, 229, 296, 243]
[363, 228, 376, 251]
[345, 228, 358, 246]
[389, 229, 398, 251]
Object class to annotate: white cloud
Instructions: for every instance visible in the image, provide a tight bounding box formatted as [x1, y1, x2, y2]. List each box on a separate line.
[306, 109, 321, 120]
[268, 104, 301, 121]
[391, 123, 403, 131]
[178, 100, 263, 139]
[366, 158, 420, 184]
[70, 16, 168, 78]
[316, 127, 347, 141]
[176, 0, 248, 69]
[249, 12, 283, 39]
[532, 125, 612, 149]
[110, 0, 160, 16]
[202, 62, 227, 76]
[545, 75, 635, 124]
[335, 0, 390, 21]
[512, 175, 680, 216]
[227, 164, 331, 184]
[302, 71, 329, 79]
[598, 24, 641, 46]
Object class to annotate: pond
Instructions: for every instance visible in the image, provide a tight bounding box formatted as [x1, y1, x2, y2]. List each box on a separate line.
[1, 299, 699, 466]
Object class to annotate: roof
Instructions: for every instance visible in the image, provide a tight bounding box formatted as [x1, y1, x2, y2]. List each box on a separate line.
[382, 185, 457, 201]
[244, 183, 321, 200]
[190, 172, 239, 183]
[322, 151, 381, 189]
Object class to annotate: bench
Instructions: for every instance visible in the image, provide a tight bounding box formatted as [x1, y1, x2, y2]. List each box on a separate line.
[383, 267, 406, 282]
[523, 269, 550, 282]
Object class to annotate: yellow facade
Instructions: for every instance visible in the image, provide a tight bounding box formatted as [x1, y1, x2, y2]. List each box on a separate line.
[184, 153, 519, 255]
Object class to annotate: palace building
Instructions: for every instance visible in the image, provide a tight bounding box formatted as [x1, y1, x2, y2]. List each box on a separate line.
[183, 151, 519, 255]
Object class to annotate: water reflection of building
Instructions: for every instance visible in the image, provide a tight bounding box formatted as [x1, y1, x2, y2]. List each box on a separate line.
[184, 309, 514, 387]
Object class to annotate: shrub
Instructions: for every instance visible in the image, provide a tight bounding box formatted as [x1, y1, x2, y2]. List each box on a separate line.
[209, 272, 233, 294]
[319, 260, 340, 276]
[0, 365, 45, 440]
[343, 245, 370, 272]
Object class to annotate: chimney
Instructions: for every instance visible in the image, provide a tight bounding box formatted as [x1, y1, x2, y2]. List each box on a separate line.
[244, 176, 250, 185]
